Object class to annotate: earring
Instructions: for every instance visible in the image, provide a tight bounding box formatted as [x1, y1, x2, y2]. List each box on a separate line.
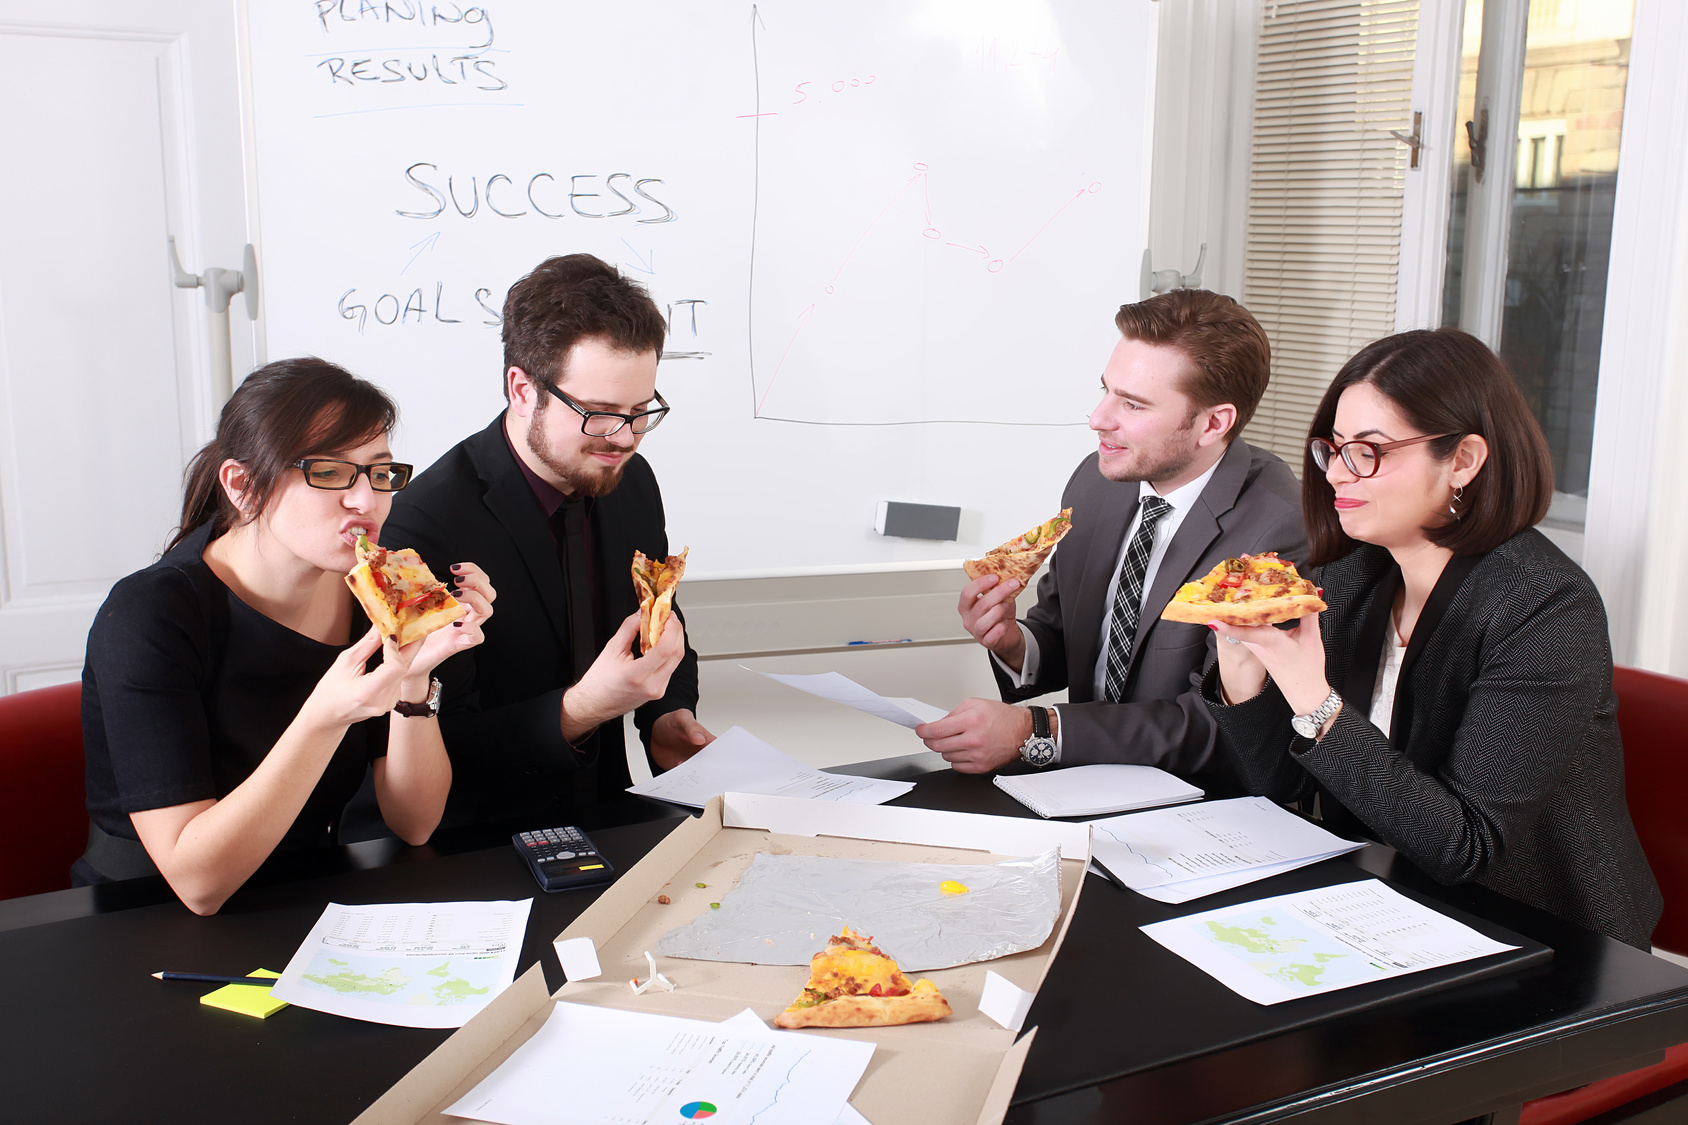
[1448, 484, 1465, 520]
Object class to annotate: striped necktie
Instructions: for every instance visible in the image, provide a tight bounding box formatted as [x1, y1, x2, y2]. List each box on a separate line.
[1102, 495, 1173, 702]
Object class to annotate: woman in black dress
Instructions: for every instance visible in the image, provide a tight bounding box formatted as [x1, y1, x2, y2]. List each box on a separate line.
[1203, 329, 1659, 948]
[77, 358, 494, 914]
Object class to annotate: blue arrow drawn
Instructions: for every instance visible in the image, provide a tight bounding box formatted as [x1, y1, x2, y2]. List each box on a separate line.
[621, 239, 655, 275]
[401, 231, 441, 276]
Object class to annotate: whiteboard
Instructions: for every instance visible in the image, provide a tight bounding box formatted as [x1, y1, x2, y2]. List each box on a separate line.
[246, 1, 1155, 574]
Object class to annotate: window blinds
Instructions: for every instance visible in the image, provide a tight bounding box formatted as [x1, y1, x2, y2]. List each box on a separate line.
[1241, 0, 1419, 471]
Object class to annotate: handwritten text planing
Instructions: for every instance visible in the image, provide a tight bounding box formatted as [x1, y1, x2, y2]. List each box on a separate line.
[313, 1, 495, 52]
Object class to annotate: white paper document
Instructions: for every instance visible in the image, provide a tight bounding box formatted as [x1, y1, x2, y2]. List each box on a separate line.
[627, 726, 915, 808]
[270, 899, 532, 1028]
[1140, 879, 1519, 1005]
[718, 1010, 873, 1125]
[749, 668, 948, 728]
[1088, 796, 1364, 903]
[445, 1000, 874, 1125]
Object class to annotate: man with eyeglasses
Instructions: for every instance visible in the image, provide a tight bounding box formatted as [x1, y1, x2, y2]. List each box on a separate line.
[377, 253, 714, 830]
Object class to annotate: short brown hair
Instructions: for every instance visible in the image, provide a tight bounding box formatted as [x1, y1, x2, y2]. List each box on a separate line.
[1303, 328, 1555, 566]
[1114, 289, 1271, 437]
[501, 253, 667, 398]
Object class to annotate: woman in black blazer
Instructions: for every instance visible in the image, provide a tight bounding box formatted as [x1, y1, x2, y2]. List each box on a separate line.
[1203, 329, 1661, 949]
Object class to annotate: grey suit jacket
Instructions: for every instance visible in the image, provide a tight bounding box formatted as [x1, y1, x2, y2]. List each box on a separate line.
[996, 438, 1306, 776]
[1202, 531, 1662, 949]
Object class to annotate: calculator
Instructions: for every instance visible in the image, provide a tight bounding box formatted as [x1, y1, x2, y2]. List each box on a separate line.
[512, 826, 617, 893]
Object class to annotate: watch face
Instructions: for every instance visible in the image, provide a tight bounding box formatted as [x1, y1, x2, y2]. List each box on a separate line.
[1291, 716, 1316, 739]
[1022, 736, 1057, 767]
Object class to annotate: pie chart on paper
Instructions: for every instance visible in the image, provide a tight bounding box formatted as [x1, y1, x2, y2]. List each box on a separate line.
[679, 1103, 718, 1119]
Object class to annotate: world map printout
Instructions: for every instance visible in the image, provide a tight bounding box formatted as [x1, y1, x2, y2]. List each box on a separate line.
[1139, 880, 1518, 1005]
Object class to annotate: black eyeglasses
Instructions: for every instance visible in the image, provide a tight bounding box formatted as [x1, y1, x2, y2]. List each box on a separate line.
[545, 384, 670, 437]
[1309, 434, 1452, 479]
[293, 459, 414, 491]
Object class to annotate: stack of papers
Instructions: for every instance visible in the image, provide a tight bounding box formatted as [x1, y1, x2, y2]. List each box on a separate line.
[1141, 879, 1520, 1004]
[626, 726, 915, 808]
[1088, 796, 1365, 903]
[749, 668, 949, 728]
[443, 1001, 875, 1125]
[994, 763, 1204, 818]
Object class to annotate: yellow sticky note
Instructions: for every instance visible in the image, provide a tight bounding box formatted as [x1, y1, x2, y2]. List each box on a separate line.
[199, 968, 288, 1019]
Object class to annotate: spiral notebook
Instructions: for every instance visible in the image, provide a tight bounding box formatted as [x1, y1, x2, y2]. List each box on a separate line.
[993, 764, 1204, 818]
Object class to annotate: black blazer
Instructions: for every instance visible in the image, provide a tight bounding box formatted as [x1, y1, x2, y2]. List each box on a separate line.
[998, 438, 1307, 777]
[1204, 529, 1662, 949]
[382, 415, 699, 827]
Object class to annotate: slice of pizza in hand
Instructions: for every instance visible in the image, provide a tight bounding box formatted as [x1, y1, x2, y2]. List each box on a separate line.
[774, 926, 952, 1029]
[962, 507, 1073, 588]
[345, 533, 467, 645]
[630, 547, 688, 652]
[1160, 551, 1328, 627]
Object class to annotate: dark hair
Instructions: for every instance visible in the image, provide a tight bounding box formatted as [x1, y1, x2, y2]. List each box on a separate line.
[170, 357, 398, 551]
[1114, 289, 1272, 437]
[1303, 328, 1554, 566]
[501, 253, 667, 398]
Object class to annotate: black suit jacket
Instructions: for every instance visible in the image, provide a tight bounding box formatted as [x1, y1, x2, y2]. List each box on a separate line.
[381, 416, 699, 827]
[1203, 530, 1663, 949]
[998, 438, 1306, 777]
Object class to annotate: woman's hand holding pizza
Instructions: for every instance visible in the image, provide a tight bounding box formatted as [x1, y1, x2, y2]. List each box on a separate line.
[1209, 613, 1333, 718]
[404, 562, 496, 683]
[299, 626, 425, 729]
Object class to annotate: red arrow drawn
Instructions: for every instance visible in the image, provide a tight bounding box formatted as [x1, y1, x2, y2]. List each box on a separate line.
[946, 242, 989, 257]
[1008, 185, 1089, 264]
[756, 304, 818, 416]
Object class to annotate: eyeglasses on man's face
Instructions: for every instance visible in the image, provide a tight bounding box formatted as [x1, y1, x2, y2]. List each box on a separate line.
[293, 459, 414, 491]
[545, 383, 670, 437]
[1309, 433, 1453, 478]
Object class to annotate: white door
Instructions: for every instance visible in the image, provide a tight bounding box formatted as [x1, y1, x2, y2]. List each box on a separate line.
[0, 0, 255, 691]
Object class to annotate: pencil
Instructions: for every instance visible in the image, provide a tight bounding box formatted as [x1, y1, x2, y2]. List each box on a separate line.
[152, 971, 277, 987]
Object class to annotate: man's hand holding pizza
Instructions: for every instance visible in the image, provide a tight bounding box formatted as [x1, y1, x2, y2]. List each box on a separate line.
[560, 610, 688, 745]
[916, 697, 1045, 773]
[958, 573, 1026, 671]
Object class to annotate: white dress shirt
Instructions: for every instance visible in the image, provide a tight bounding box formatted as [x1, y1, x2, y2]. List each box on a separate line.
[996, 456, 1223, 761]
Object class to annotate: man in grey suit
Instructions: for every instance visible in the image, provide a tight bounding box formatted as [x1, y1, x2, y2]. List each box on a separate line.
[917, 289, 1306, 779]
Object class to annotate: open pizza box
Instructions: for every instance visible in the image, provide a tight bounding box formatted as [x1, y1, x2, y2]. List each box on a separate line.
[353, 792, 1092, 1125]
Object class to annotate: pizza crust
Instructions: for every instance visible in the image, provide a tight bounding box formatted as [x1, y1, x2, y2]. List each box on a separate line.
[1160, 593, 1327, 627]
[345, 548, 466, 646]
[631, 548, 688, 652]
[774, 989, 953, 1029]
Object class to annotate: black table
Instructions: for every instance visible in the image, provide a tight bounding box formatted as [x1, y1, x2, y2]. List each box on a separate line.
[3, 757, 1685, 1125]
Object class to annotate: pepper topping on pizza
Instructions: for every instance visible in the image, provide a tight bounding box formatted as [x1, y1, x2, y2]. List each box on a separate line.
[773, 926, 951, 1029]
[345, 533, 467, 645]
[963, 508, 1073, 588]
[1160, 552, 1327, 627]
[630, 548, 688, 652]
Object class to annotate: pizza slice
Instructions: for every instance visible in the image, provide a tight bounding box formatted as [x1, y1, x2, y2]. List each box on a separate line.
[345, 533, 467, 645]
[773, 926, 952, 1029]
[1160, 552, 1327, 627]
[962, 508, 1073, 587]
[630, 548, 688, 652]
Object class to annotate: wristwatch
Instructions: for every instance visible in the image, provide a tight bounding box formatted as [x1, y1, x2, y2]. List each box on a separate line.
[1018, 706, 1057, 767]
[393, 678, 442, 719]
[1291, 690, 1342, 740]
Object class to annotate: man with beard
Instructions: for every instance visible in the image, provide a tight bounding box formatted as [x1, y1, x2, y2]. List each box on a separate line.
[916, 290, 1305, 783]
[381, 253, 714, 828]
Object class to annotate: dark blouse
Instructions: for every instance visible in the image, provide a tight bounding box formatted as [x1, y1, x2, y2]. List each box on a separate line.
[1203, 529, 1662, 949]
[78, 522, 384, 881]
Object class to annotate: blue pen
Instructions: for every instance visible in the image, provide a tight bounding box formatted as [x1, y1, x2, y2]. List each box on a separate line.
[847, 638, 914, 646]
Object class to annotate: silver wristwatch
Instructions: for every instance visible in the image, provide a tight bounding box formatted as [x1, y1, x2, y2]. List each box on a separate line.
[1019, 706, 1057, 767]
[1291, 690, 1342, 740]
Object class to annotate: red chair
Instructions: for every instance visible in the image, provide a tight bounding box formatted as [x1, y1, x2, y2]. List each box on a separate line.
[0, 681, 87, 900]
[1521, 666, 1688, 1125]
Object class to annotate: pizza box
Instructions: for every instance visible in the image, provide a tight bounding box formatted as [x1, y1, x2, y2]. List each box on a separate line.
[353, 792, 1092, 1125]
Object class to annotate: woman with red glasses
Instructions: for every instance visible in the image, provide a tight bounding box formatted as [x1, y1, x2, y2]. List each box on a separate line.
[1204, 329, 1659, 948]
[75, 358, 494, 914]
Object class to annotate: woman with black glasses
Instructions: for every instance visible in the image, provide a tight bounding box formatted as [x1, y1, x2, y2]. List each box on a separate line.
[1202, 329, 1660, 948]
[75, 358, 494, 914]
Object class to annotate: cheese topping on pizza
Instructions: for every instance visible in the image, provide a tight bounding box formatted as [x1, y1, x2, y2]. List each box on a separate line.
[774, 927, 951, 1029]
[346, 533, 466, 645]
[1160, 552, 1327, 627]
